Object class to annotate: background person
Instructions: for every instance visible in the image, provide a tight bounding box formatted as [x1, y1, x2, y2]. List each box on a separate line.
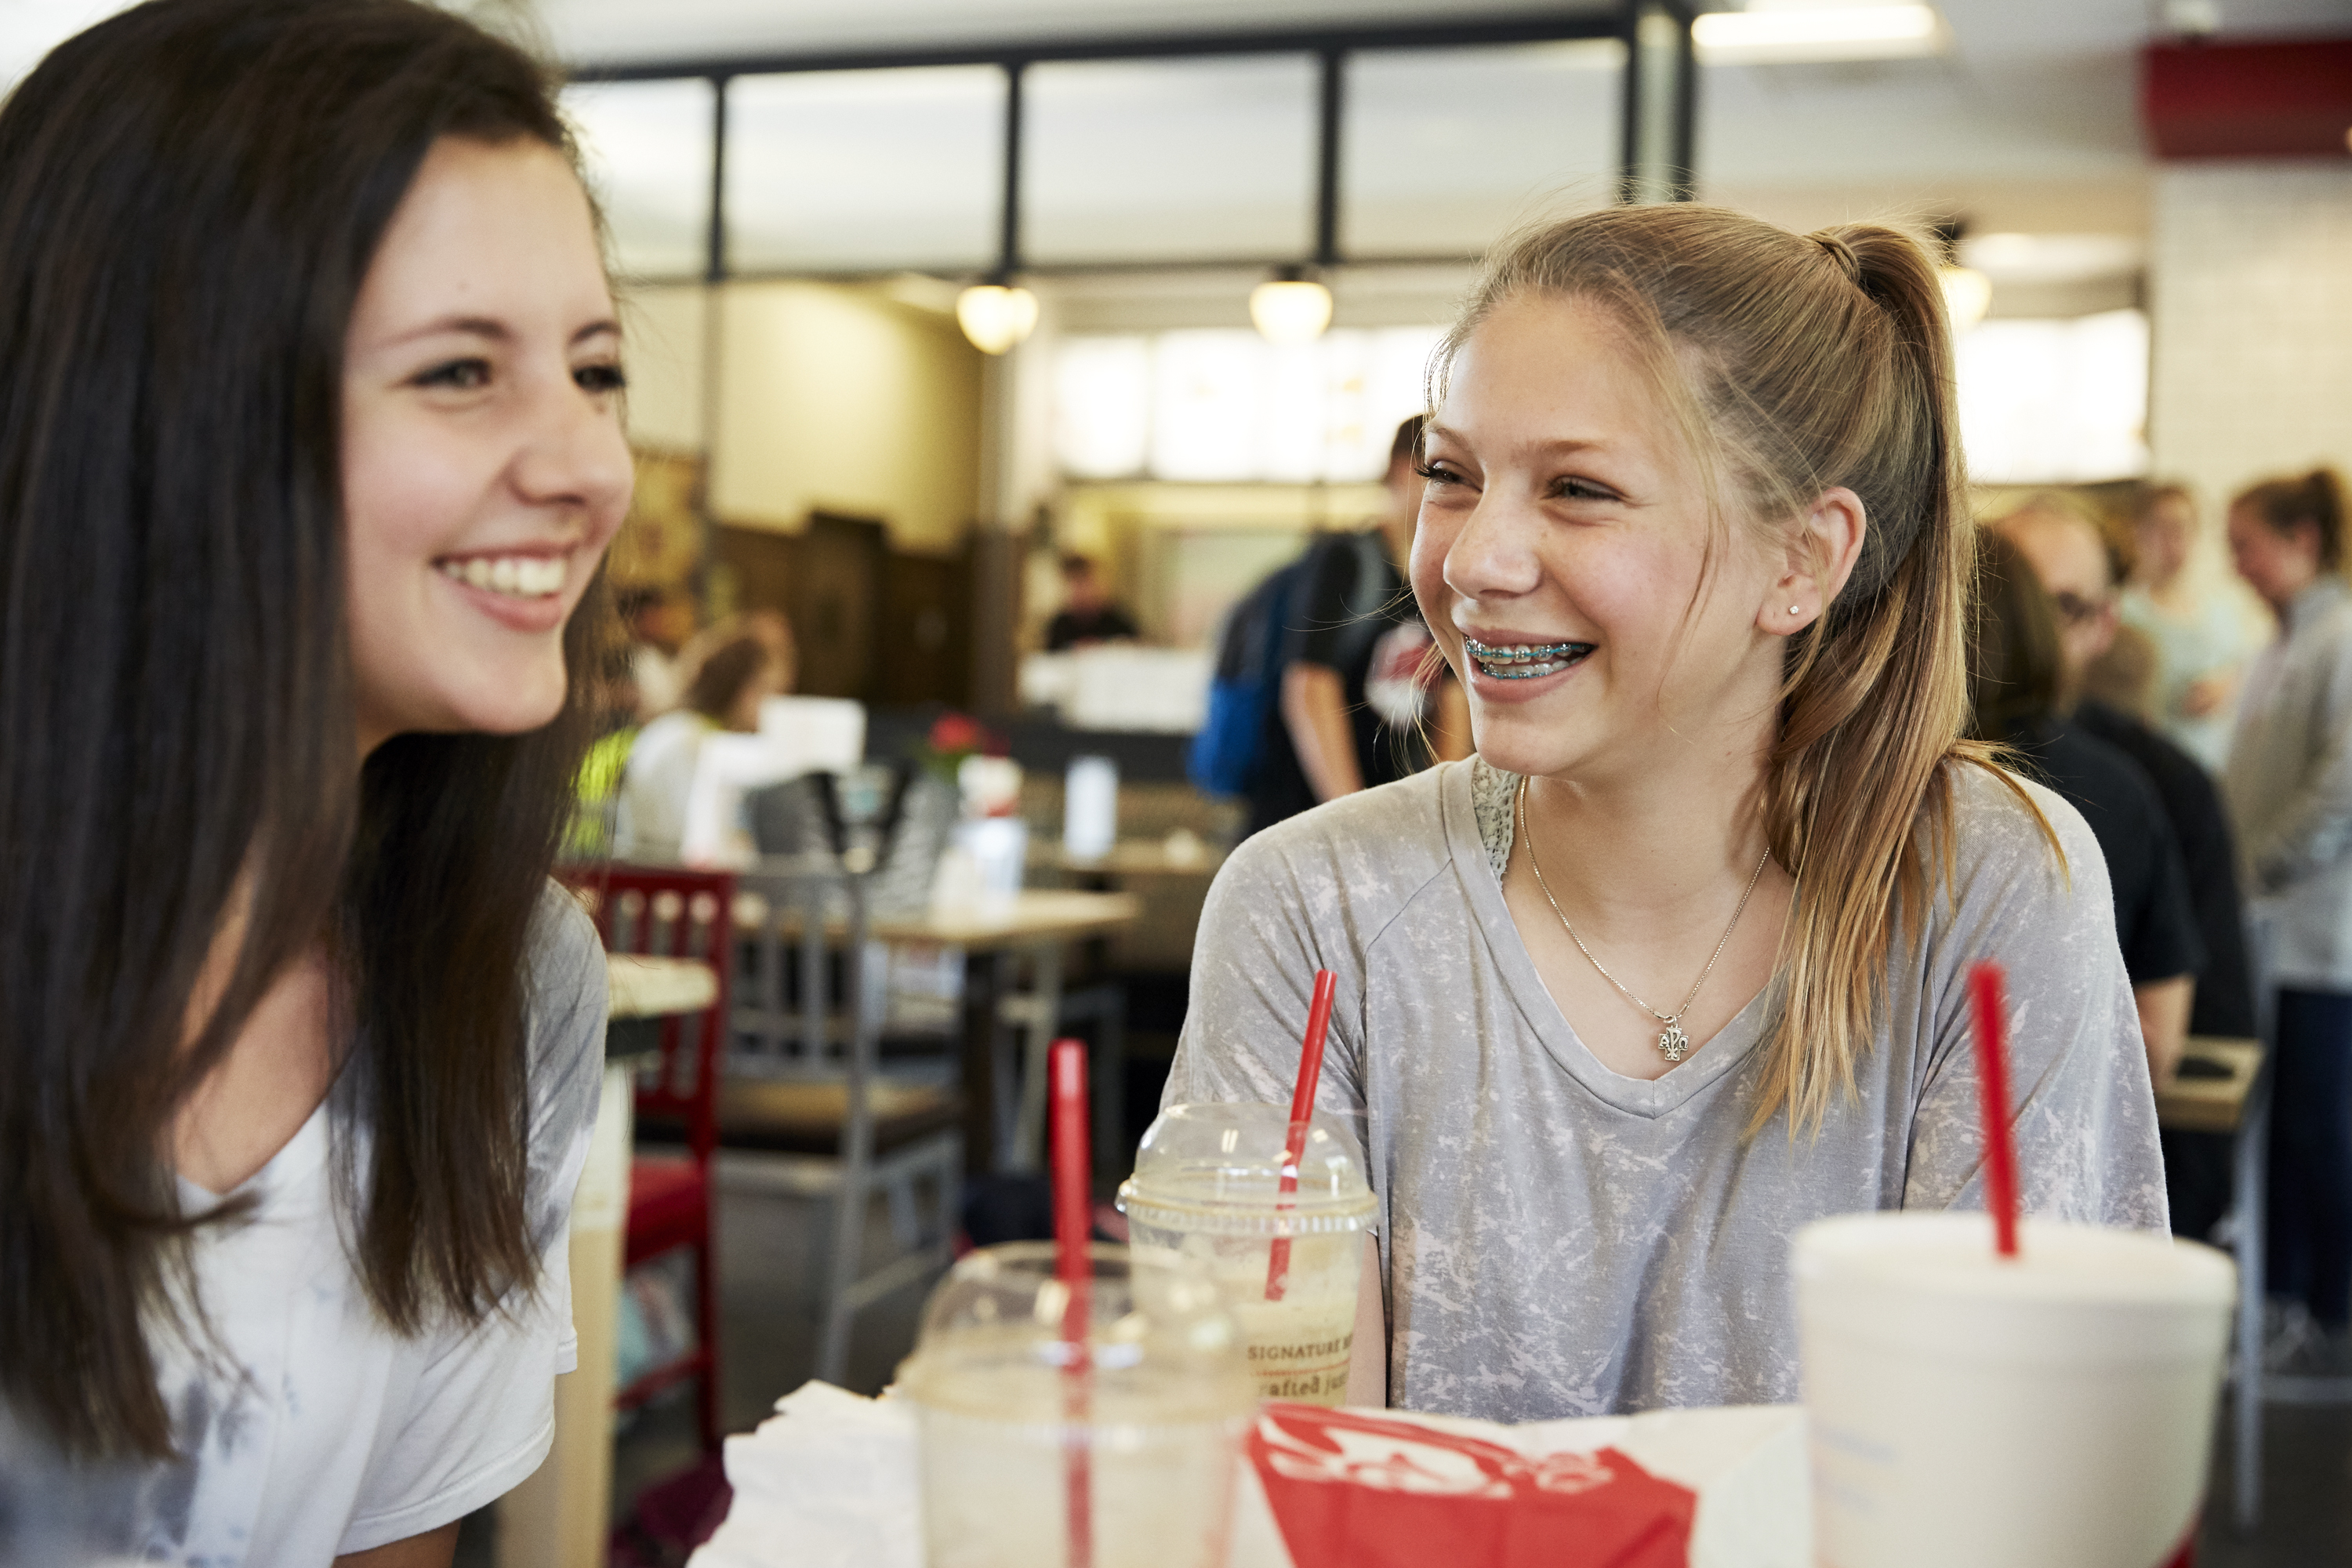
[1968, 529, 2205, 1088]
[1043, 553, 1140, 650]
[0, 2, 628, 1563]
[615, 625, 788, 861]
[1991, 494, 2256, 1246]
[1994, 493, 2255, 1041]
[2223, 466, 2352, 1375]
[1171, 208, 2162, 1422]
[1247, 416, 1470, 835]
[2124, 482, 2259, 773]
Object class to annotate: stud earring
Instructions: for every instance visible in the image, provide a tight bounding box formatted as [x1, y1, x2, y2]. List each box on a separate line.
[1788, 605, 1802, 615]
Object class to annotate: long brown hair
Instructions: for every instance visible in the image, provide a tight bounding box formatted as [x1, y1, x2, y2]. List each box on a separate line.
[1435, 205, 2048, 1134]
[0, 0, 608, 1459]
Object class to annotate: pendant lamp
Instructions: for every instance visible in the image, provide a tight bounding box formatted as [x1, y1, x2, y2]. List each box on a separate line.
[1250, 266, 1334, 347]
[956, 281, 1039, 355]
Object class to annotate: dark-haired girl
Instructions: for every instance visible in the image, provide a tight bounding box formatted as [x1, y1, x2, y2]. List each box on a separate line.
[0, 2, 630, 1562]
[2224, 467, 2352, 1374]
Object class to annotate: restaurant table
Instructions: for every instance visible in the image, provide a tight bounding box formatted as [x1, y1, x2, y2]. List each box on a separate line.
[739, 889, 1140, 1178]
[496, 953, 717, 1568]
[2155, 1033, 2268, 1534]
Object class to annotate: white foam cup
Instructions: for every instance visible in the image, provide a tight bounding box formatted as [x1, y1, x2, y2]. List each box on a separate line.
[1794, 1211, 2235, 1568]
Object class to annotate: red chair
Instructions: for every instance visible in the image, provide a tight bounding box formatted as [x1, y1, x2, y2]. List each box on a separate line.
[565, 862, 735, 1455]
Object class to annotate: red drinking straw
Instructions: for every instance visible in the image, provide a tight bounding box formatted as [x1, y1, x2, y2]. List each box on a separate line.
[1967, 962, 2022, 1259]
[1049, 1038, 1094, 1568]
[1265, 970, 1340, 1302]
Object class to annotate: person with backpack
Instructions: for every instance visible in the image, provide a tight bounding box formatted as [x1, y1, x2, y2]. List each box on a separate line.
[1190, 417, 1468, 834]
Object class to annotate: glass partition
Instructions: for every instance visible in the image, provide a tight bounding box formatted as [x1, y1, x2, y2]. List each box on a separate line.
[1023, 55, 1318, 265]
[564, 78, 717, 281]
[1341, 42, 1623, 259]
[727, 67, 1005, 275]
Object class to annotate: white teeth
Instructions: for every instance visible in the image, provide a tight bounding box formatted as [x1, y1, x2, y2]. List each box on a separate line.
[440, 555, 567, 599]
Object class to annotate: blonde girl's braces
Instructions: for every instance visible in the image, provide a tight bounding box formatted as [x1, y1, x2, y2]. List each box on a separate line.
[1462, 636, 1594, 679]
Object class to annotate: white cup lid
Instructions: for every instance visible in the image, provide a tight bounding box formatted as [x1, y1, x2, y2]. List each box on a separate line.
[1117, 1101, 1377, 1237]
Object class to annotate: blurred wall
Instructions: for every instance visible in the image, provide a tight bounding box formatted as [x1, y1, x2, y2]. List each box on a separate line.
[619, 285, 706, 456]
[618, 279, 985, 553]
[2149, 162, 2352, 517]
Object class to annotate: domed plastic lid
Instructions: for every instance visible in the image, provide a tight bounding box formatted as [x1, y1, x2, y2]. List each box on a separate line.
[897, 1242, 1253, 1425]
[1116, 1101, 1377, 1237]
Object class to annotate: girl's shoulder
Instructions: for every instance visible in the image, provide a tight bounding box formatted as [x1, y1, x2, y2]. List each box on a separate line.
[1211, 763, 1464, 921]
[521, 881, 608, 1152]
[1935, 756, 2109, 923]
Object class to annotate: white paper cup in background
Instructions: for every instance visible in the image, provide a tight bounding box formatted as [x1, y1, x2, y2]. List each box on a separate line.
[1794, 1212, 2234, 1568]
[1063, 753, 1119, 861]
[949, 817, 1028, 909]
[1119, 1102, 1377, 1406]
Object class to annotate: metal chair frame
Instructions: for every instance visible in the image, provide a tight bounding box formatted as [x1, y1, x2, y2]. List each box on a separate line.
[730, 858, 961, 1385]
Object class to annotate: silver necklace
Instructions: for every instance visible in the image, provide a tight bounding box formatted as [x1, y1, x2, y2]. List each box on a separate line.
[1515, 775, 1771, 1064]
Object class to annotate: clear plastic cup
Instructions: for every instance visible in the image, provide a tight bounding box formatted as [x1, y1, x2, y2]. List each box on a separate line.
[1794, 1211, 2236, 1568]
[1118, 1102, 1379, 1406]
[897, 1242, 1254, 1568]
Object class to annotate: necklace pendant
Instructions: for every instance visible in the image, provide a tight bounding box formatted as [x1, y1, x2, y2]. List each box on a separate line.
[1657, 1021, 1690, 1062]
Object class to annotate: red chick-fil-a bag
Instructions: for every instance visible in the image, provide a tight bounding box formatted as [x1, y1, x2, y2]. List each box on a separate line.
[1244, 1403, 1699, 1568]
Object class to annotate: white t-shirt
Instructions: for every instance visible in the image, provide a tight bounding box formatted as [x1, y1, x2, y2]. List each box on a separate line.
[615, 709, 713, 861]
[0, 885, 608, 1564]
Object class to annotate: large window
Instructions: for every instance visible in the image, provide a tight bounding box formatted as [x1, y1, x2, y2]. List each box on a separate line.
[1342, 42, 1624, 257]
[564, 78, 717, 280]
[726, 67, 1004, 274]
[1054, 327, 1444, 484]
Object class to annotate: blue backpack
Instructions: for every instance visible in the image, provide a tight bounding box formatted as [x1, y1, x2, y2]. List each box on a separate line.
[1187, 560, 1302, 797]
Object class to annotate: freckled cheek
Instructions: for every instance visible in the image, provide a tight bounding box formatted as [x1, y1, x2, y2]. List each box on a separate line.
[1408, 514, 1461, 627]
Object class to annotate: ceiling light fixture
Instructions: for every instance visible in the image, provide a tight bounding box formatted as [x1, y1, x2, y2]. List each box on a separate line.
[1692, 4, 1944, 64]
[1250, 267, 1334, 347]
[956, 281, 1038, 356]
[959, 62, 1039, 357]
[1248, 53, 1348, 347]
[1940, 267, 1991, 332]
[1931, 216, 1990, 333]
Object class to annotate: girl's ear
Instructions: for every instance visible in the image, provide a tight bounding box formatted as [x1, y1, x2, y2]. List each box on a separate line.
[1760, 487, 1867, 636]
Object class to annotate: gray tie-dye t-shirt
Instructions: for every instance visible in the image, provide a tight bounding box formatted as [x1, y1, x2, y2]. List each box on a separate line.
[0, 883, 608, 1565]
[1166, 757, 2167, 1423]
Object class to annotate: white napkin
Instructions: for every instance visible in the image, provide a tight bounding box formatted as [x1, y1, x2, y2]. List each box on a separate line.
[687, 1381, 922, 1568]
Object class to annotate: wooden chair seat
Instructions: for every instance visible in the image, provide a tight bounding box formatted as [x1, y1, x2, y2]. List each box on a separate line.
[719, 1078, 963, 1156]
[640, 1078, 963, 1160]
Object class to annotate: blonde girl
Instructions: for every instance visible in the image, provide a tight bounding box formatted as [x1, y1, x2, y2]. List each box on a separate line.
[1169, 206, 2165, 1421]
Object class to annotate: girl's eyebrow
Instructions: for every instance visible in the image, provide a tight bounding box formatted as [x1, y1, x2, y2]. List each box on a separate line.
[1426, 421, 1615, 459]
[376, 314, 619, 348]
